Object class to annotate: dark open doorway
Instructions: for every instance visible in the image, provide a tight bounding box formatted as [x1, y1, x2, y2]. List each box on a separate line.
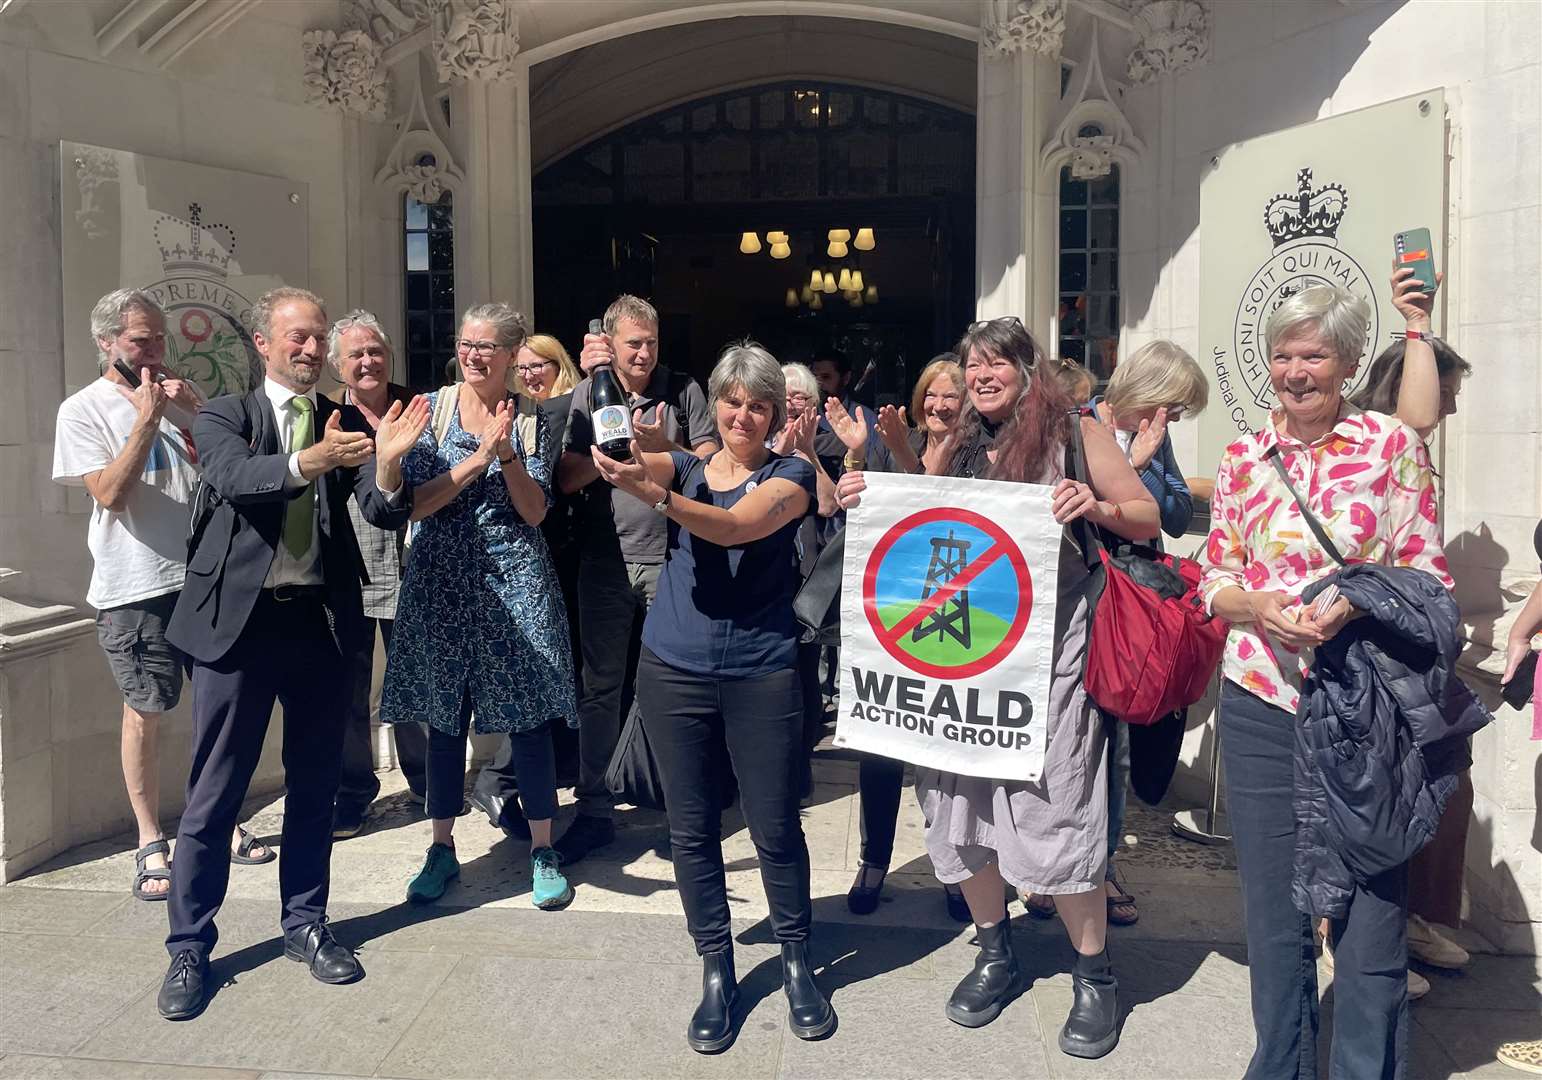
[532, 82, 975, 407]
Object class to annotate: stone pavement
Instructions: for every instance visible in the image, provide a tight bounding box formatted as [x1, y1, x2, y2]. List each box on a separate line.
[0, 757, 1536, 1079]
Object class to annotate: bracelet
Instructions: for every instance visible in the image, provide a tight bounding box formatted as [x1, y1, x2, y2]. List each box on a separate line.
[497, 452, 515, 465]
[843, 454, 864, 470]
[1398, 329, 1431, 342]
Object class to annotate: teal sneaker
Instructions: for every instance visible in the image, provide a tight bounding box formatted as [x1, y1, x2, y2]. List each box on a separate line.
[531, 846, 573, 910]
[406, 842, 460, 904]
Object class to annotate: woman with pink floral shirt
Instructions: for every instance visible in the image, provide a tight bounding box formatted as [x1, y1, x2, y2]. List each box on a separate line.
[1200, 284, 1450, 1080]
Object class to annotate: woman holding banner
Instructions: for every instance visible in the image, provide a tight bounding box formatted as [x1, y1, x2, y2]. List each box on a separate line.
[835, 317, 1158, 1059]
[590, 342, 833, 1054]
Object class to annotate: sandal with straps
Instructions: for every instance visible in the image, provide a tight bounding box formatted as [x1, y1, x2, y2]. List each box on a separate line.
[133, 839, 172, 902]
[1106, 874, 1140, 926]
[230, 824, 275, 866]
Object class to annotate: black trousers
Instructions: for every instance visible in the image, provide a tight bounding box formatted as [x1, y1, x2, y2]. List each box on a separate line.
[855, 754, 905, 869]
[425, 698, 559, 824]
[636, 647, 811, 956]
[1220, 681, 1409, 1080]
[336, 617, 427, 809]
[167, 593, 348, 959]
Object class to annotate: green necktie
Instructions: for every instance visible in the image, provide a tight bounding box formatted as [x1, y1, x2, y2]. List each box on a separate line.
[283, 396, 315, 559]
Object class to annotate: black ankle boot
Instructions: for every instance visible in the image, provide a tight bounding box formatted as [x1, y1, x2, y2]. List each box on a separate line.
[781, 941, 835, 1039]
[945, 921, 1021, 1028]
[688, 950, 737, 1053]
[1058, 948, 1119, 1058]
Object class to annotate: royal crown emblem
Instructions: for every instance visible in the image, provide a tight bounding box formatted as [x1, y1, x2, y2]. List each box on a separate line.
[1263, 168, 1348, 246]
[153, 202, 238, 279]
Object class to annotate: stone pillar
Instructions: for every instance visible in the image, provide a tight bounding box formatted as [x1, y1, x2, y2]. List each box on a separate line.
[974, 0, 1064, 336]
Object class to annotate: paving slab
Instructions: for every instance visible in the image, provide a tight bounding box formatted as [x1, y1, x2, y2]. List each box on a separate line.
[377, 955, 786, 1080]
[0, 934, 168, 1056]
[1410, 1003, 1542, 1079]
[76, 950, 460, 1076]
[0, 1055, 260, 1079]
[0, 887, 128, 936]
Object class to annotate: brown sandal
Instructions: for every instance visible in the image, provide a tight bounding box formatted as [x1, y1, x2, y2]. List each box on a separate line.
[1023, 891, 1058, 919]
[1106, 875, 1140, 926]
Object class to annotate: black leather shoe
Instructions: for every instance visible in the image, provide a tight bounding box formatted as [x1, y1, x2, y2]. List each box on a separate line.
[781, 941, 834, 1039]
[1058, 948, 1120, 1059]
[283, 918, 362, 984]
[469, 790, 532, 842]
[553, 814, 615, 866]
[688, 950, 738, 1053]
[158, 948, 209, 1020]
[942, 883, 972, 923]
[331, 805, 367, 839]
[845, 863, 887, 916]
[945, 921, 1021, 1028]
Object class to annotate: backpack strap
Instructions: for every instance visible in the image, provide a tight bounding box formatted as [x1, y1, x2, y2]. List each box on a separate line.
[430, 386, 458, 446]
[1263, 445, 1348, 567]
[1063, 407, 1106, 570]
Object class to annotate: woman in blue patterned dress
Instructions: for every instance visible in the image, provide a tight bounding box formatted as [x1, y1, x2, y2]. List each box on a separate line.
[381, 302, 578, 910]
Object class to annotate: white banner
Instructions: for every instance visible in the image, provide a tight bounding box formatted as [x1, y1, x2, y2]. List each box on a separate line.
[834, 472, 1061, 782]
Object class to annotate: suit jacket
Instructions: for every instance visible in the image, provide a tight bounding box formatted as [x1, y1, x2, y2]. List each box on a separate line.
[167, 389, 414, 664]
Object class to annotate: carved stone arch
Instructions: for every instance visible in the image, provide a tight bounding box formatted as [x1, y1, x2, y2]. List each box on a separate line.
[1040, 20, 1143, 181]
[375, 63, 465, 204]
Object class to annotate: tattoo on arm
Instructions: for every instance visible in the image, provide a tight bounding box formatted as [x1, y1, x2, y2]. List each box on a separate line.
[769, 493, 791, 519]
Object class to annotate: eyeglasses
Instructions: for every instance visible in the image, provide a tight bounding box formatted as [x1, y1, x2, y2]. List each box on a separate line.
[786, 392, 813, 405]
[516, 360, 554, 377]
[966, 315, 1025, 334]
[456, 339, 505, 355]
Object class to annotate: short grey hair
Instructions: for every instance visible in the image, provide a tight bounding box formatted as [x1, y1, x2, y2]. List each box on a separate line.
[327, 309, 394, 373]
[252, 286, 326, 341]
[602, 294, 659, 336]
[1264, 285, 1372, 369]
[709, 341, 786, 433]
[782, 362, 818, 401]
[90, 288, 164, 369]
[459, 302, 528, 349]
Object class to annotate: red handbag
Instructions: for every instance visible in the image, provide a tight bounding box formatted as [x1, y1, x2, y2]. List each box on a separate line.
[1066, 412, 1228, 725]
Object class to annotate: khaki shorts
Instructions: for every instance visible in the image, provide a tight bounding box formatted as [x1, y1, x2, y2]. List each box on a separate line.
[96, 591, 187, 713]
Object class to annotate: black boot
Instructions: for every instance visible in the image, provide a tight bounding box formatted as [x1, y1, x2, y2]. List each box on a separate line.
[688, 950, 738, 1054]
[1058, 948, 1120, 1059]
[945, 921, 1021, 1027]
[781, 941, 835, 1039]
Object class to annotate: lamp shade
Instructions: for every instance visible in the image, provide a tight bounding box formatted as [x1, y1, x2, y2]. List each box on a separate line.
[739, 231, 762, 254]
[850, 270, 864, 291]
[864, 285, 879, 303]
[785, 288, 799, 308]
[853, 227, 875, 251]
[837, 268, 854, 291]
[810, 292, 824, 310]
[851, 293, 865, 308]
[809, 268, 823, 289]
[800, 284, 815, 302]
[822, 272, 838, 293]
[769, 240, 791, 259]
[827, 228, 851, 243]
[766, 230, 788, 244]
[827, 240, 849, 258]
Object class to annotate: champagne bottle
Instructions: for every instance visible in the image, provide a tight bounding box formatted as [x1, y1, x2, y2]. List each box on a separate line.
[588, 318, 634, 461]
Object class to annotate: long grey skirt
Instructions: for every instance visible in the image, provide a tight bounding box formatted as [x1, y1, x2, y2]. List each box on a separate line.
[915, 533, 1109, 894]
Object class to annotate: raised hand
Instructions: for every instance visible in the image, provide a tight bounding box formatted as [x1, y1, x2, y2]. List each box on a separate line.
[128, 367, 169, 427]
[631, 403, 675, 452]
[579, 332, 616, 374]
[475, 398, 514, 466]
[771, 417, 797, 456]
[159, 376, 206, 412]
[1391, 264, 1440, 328]
[825, 396, 868, 453]
[791, 409, 819, 457]
[590, 439, 654, 499]
[376, 395, 431, 464]
[308, 409, 375, 471]
[1128, 407, 1168, 471]
[876, 404, 910, 456]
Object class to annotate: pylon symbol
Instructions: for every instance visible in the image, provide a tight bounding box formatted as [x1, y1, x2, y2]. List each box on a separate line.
[913, 530, 972, 648]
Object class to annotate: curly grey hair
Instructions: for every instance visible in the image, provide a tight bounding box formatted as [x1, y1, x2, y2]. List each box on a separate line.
[89, 288, 164, 370]
[327, 309, 394, 373]
[459, 302, 529, 349]
[709, 341, 787, 434]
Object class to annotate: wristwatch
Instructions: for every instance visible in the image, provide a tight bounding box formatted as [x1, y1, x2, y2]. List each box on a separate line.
[651, 488, 670, 514]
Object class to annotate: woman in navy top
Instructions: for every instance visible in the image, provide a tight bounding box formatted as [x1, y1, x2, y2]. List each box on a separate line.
[590, 342, 831, 1054]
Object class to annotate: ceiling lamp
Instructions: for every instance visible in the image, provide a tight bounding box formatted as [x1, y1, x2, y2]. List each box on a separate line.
[827, 228, 851, 258]
[800, 284, 815, 303]
[864, 284, 879, 303]
[785, 287, 799, 308]
[822, 271, 838, 293]
[767, 230, 788, 244]
[837, 268, 854, 291]
[851, 293, 865, 308]
[739, 231, 762, 254]
[810, 292, 824, 310]
[809, 268, 823, 290]
[854, 227, 875, 251]
[850, 270, 864, 292]
[769, 239, 791, 259]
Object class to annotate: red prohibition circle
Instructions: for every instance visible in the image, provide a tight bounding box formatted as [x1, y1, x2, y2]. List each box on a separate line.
[862, 506, 1032, 680]
[180, 309, 212, 343]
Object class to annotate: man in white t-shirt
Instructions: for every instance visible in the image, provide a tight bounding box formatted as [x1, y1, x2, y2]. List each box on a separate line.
[52, 289, 272, 903]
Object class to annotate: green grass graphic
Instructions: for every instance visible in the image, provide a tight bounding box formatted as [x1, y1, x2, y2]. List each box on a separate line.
[876, 602, 1013, 666]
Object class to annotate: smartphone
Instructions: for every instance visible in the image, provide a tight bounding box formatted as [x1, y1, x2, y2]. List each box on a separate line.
[1501, 651, 1537, 711]
[112, 358, 143, 387]
[1394, 228, 1439, 294]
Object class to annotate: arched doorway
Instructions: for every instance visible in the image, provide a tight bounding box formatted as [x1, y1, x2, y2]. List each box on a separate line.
[531, 80, 975, 405]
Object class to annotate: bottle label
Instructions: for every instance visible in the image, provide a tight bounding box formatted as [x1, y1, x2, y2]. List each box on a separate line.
[594, 404, 634, 443]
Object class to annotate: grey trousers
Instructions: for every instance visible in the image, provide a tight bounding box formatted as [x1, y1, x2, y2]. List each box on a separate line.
[574, 553, 660, 818]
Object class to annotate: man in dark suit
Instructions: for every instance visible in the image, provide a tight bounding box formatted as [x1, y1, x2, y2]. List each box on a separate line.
[157, 287, 428, 1020]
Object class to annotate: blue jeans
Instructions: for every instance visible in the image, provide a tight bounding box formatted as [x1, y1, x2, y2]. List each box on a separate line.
[1220, 680, 1409, 1080]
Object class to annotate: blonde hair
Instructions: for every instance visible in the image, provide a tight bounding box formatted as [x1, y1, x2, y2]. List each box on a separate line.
[602, 294, 659, 335]
[519, 333, 580, 397]
[1051, 357, 1095, 404]
[909, 357, 964, 425]
[1104, 341, 1209, 417]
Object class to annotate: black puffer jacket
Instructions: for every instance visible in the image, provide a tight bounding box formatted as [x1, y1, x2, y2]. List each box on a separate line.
[1293, 565, 1492, 917]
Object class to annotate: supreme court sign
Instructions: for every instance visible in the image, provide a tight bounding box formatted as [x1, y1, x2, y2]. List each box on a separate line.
[835, 473, 1061, 782]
